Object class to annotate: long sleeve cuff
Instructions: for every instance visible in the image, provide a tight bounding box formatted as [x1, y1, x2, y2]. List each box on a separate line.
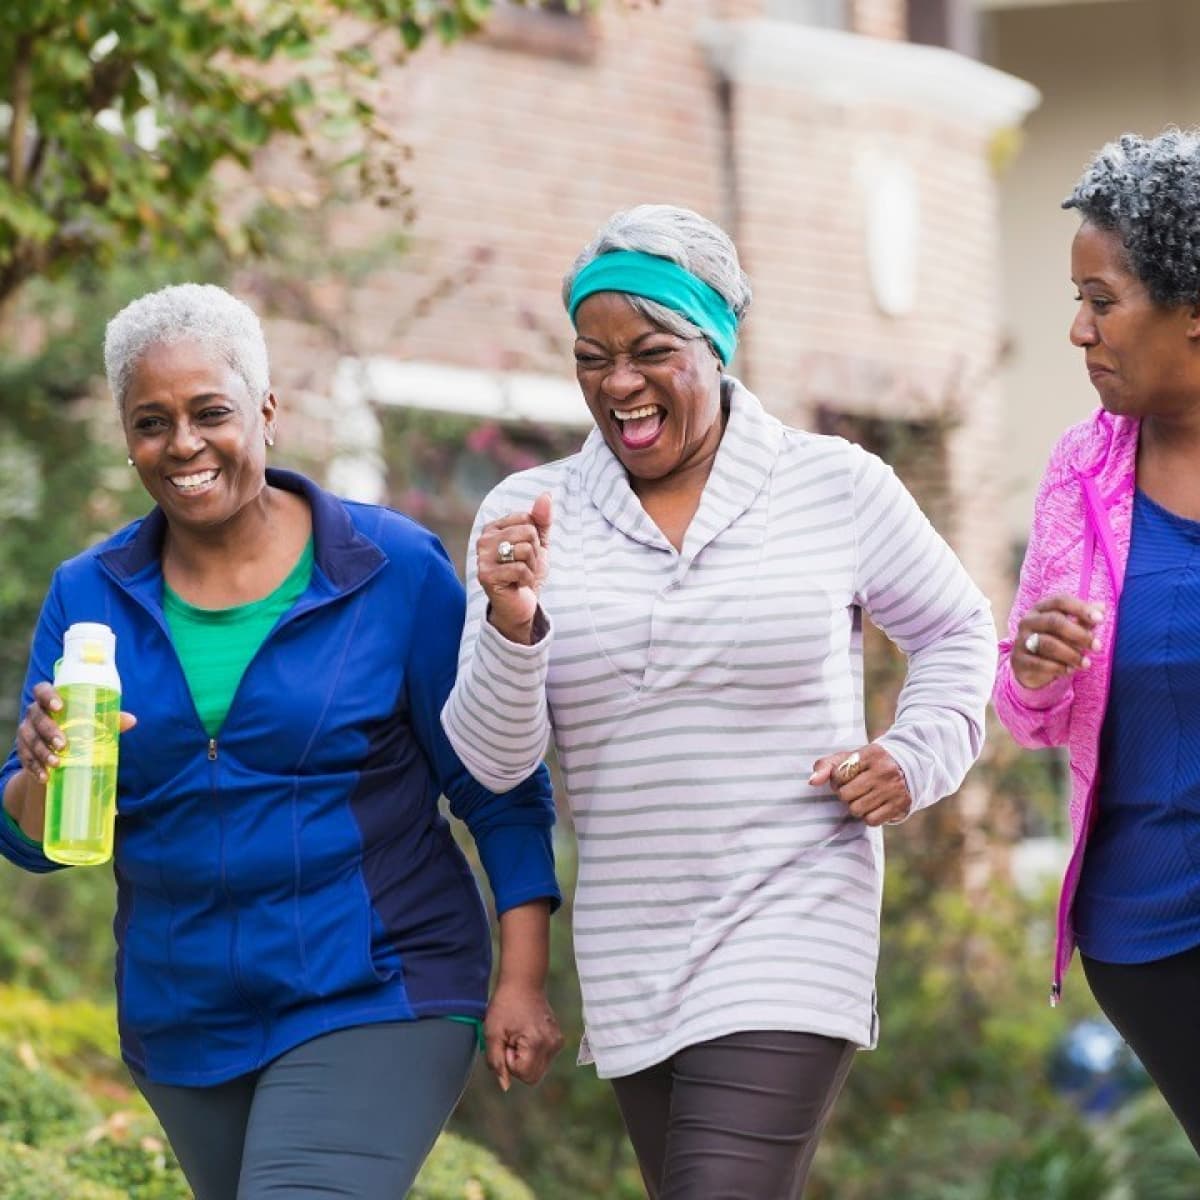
[0, 807, 60, 873]
[442, 616, 555, 794]
[473, 822, 561, 916]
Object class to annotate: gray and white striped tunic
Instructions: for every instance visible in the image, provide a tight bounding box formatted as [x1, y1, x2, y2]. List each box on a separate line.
[442, 382, 995, 1079]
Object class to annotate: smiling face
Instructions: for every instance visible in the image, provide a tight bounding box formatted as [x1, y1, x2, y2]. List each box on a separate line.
[573, 292, 724, 488]
[1070, 221, 1200, 418]
[122, 338, 276, 533]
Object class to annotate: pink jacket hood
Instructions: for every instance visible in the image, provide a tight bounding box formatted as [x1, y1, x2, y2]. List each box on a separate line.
[993, 408, 1139, 999]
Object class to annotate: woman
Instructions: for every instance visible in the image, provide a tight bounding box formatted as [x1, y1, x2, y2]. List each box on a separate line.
[441, 205, 996, 1196]
[995, 128, 1200, 1152]
[0, 284, 563, 1198]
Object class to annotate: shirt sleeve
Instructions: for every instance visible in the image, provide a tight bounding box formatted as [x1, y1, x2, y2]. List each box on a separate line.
[440, 492, 555, 795]
[0, 572, 68, 873]
[849, 444, 996, 817]
[407, 537, 560, 915]
[992, 448, 1076, 749]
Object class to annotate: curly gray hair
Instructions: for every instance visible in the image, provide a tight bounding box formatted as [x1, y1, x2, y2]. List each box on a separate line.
[104, 283, 270, 411]
[1063, 128, 1200, 306]
[562, 205, 752, 358]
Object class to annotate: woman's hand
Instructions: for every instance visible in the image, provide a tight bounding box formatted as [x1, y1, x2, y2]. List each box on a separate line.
[1011, 594, 1105, 690]
[478, 493, 552, 645]
[6, 682, 137, 839]
[484, 979, 564, 1092]
[809, 743, 912, 826]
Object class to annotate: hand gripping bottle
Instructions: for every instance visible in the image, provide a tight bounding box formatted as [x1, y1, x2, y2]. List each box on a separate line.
[44, 623, 121, 866]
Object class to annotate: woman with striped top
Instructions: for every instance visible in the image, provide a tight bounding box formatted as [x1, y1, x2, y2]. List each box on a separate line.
[442, 205, 995, 1197]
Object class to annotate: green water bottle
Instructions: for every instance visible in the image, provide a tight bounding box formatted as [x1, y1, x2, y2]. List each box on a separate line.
[44, 622, 121, 867]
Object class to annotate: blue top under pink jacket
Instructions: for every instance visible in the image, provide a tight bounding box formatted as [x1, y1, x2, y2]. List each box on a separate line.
[994, 408, 1137, 1001]
[0, 470, 560, 1085]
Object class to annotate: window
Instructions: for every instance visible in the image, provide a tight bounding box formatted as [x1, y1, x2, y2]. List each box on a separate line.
[907, 0, 979, 56]
[483, 0, 596, 63]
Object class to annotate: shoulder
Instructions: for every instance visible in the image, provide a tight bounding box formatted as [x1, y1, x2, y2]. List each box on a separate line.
[341, 497, 446, 560]
[1043, 408, 1135, 483]
[54, 516, 146, 585]
[776, 426, 887, 491]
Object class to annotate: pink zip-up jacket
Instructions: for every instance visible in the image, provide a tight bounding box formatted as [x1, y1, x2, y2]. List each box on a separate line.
[994, 407, 1139, 1002]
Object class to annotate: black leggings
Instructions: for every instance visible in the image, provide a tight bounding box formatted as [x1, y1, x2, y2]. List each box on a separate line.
[1083, 944, 1200, 1152]
[610, 1030, 856, 1200]
[132, 1019, 477, 1199]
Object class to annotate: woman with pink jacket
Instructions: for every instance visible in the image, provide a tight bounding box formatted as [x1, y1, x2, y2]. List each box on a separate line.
[996, 128, 1200, 1152]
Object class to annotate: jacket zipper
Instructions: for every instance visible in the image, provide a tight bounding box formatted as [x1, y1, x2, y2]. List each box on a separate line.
[1051, 472, 1126, 1004]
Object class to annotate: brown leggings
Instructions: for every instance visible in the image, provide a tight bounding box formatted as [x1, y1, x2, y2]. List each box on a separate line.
[610, 1030, 856, 1200]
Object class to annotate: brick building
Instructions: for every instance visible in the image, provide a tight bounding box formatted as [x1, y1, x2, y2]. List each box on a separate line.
[250, 0, 1038, 882]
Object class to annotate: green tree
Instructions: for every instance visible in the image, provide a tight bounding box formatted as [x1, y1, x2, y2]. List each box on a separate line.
[0, 0, 505, 315]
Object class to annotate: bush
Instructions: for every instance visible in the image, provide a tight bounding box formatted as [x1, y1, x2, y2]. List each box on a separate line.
[811, 1108, 1115, 1200]
[413, 1130, 537, 1200]
[0, 1136, 124, 1200]
[0, 1040, 98, 1146]
[1108, 1090, 1200, 1200]
[62, 1113, 190, 1200]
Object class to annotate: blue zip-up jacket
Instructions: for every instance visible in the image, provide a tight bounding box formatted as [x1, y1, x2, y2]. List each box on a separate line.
[0, 470, 560, 1085]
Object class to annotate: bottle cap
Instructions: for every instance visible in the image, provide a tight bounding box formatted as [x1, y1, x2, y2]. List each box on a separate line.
[63, 623, 116, 667]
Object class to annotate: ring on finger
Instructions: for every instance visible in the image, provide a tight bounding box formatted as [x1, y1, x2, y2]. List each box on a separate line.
[1024, 631, 1040, 656]
[834, 751, 863, 786]
[497, 539, 516, 565]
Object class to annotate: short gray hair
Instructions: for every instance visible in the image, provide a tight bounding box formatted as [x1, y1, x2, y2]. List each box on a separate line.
[104, 283, 270, 411]
[562, 205, 752, 356]
[1063, 128, 1200, 306]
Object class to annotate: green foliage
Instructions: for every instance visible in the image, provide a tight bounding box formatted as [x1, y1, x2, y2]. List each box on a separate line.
[0, 0, 534, 308]
[0, 1041, 98, 1146]
[0, 986, 120, 1074]
[63, 1115, 191, 1200]
[1109, 1090, 1200, 1199]
[413, 1130, 536, 1200]
[0, 1138, 124, 1200]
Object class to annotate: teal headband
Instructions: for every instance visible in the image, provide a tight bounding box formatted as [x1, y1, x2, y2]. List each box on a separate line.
[567, 250, 739, 365]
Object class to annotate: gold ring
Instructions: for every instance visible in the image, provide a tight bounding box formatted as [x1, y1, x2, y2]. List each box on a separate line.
[833, 752, 863, 786]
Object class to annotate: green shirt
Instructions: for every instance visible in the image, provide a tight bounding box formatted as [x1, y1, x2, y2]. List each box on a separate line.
[164, 540, 314, 737]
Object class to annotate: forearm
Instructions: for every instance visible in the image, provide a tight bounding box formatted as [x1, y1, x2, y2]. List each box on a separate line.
[3, 770, 45, 842]
[441, 618, 553, 792]
[496, 899, 552, 991]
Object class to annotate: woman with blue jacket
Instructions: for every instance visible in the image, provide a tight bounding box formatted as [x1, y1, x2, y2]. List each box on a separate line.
[0, 283, 562, 1199]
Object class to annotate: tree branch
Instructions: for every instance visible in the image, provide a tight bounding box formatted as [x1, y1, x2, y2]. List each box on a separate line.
[9, 36, 33, 191]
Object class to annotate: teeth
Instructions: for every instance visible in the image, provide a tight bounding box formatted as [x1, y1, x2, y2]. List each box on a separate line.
[171, 470, 218, 491]
[612, 405, 661, 422]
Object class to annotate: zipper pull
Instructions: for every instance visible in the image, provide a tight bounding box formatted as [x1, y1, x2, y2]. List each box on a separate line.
[208, 738, 218, 762]
[1049, 982, 1061, 1008]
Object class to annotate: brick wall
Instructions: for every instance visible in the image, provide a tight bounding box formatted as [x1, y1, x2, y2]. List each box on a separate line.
[257, 0, 1029, 618]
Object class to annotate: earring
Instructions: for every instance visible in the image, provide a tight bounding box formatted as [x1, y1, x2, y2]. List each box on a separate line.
[126, 456, 134, 466]
[265, 433, 275, 447]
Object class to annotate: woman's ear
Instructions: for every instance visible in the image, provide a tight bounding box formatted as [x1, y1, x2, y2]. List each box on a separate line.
[1187, 304, 1200, 340]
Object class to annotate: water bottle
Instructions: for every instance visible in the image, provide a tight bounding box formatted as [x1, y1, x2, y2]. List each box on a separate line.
[43, 623, 121, 866]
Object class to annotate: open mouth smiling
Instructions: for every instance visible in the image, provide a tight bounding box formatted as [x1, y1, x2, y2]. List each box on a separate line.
[611, 404, 667, 449]
[168, 468, 220, 493]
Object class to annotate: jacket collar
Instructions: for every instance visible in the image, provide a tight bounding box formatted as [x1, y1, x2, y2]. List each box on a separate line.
[576, 377, 783, 561]
[1075, 408, 1139, 497]
[98, 469, 386, 595]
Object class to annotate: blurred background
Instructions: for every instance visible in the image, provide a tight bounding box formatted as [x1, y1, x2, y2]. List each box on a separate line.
[1, 1, 1198, 1196]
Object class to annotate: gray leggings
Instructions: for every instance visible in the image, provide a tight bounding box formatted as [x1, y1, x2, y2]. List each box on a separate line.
[132, 1019, 477, 1200]
[610, 1030, 856, 1200]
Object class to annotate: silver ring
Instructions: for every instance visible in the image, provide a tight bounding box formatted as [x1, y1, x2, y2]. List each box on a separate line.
[1024, 632, 1040, 656]
[496, 539, 516, 565]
